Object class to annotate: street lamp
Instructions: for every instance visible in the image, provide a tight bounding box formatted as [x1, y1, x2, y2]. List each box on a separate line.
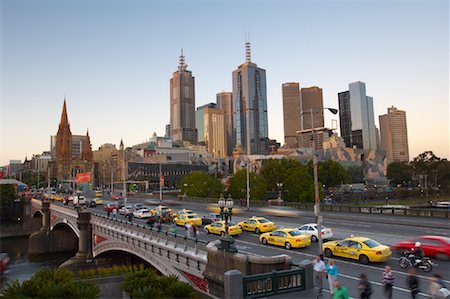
[277, 182, 283, 201]
[299, 107, 338, 255]
[183, 183, 188, 197]
[218, 194, 237, 252]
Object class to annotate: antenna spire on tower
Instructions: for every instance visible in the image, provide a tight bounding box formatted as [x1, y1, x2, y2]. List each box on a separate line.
[179, 48, 186, 70]
[245, 32, 251, 63]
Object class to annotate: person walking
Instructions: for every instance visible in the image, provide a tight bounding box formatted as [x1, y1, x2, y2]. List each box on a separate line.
[185, 222, 192, 238]
[333, 280, 349, 299]
[192, 223, 198, 238]
[358, 273, 372, 299]
[407, 269, 420, 299]
[326, 259, 338, 296]
[112, 208, 117, 219]
[429, 274, 442, 299]
[383, 265, 395, 299]
[313, 255, 326, 298]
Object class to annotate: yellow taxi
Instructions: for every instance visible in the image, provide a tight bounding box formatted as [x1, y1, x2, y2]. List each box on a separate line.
[173, 214, 202, 226]
[173, 209, 197, 218]
[150, 205, 172, 215]
[322, 236, 392, 264]
[237, 217, 275, 234]
[207, 204, 243, 215]
[259, 228, 311, 250]
[52, 194, 64, 201]
[204, 221, 242, 237]
[95, 191, 103, 197]
[94, 198, 104, 205]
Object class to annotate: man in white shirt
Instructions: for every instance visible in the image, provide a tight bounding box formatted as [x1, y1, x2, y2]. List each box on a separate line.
[313, 254, 326, 297]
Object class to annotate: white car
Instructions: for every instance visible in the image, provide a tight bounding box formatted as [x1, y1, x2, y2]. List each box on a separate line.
[298, 223, 334, 242]
[133, 209, 152, 219]
[119, 206, 135, 215]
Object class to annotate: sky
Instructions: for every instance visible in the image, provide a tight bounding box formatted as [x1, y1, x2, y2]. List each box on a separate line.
[1, 0, 449, 166]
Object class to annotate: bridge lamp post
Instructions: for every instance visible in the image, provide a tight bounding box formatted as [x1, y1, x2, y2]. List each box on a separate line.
[218, 194, 237, 252]
[299, 107, 338, 255]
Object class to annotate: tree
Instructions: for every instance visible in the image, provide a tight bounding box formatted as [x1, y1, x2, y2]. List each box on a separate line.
[228, 169, 268, 201]
[411, 151, 442, 190]
[387, 162, 413, 186]
[0, 184, 17, 222]
[283, 165, 320, 202]
[180, 171, 223, 198]
[0, 268, 100, 298]
[261, 158, 303, 191]
[317, 160, 349, 188]
[346, 165, 365, 183]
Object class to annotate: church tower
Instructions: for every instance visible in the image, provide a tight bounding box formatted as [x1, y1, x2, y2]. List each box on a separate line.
[56, 99, 72, 180]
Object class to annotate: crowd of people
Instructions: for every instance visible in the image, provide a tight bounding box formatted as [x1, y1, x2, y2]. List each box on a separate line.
[312, 255, 449, 299]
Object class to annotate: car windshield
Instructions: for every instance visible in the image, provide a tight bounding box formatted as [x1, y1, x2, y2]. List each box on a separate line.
[258, 218, 270, 223]
[288, 230, 303, 237]
[229, 222, 237, 226]
[187, 215, 197, 219]
[363, 239, 381, 248]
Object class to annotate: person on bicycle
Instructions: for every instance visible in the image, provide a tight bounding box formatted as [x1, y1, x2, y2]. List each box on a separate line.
[409, 242, 425, 267]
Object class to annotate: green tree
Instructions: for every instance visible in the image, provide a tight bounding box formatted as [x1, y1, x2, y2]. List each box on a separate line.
[229, 169, 268, 201]
[0, 184, 17, 221]
[386, 162, 413, 186]
[180, 171, 223, 198]
[261, 158, 303, 191]
[0, 268, 100, 299]
[346, 165, 365, 183]
[283, 165, 320, 202]
[317, 160, 349, 188]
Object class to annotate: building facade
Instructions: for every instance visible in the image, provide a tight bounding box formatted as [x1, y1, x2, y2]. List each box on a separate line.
[379, 106, 409, 162]
[216, 91, 234, 156]
[232, 42, 268, 155]
[338, 81, 378, 150]
[196, 103, 217, 143]
[204, 107, 227, 158]
[170, 50, 197, 145]
[300, 86, 324, 130]
[282, 82, 301, 148]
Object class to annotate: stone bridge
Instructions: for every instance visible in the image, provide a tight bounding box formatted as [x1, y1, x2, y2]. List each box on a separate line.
[30, 199, 208, 290]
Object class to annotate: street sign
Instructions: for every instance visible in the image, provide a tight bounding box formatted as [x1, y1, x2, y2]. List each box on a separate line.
[160, 175, 164, 186]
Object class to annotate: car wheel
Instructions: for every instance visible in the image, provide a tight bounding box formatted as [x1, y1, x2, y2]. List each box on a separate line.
[311, 235, 318, 242]
[285, 242, 292, 250]
[262, 238, 268, 245]
[324, 248, 333, 258]
[359, 254, 369, 265]
[255, 228, 260, 234]
[205, 228, 210, 234]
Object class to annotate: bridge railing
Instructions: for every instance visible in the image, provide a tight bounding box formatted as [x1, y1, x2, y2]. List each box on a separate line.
[242, 267, 306, 298]
[91, 212, 209, 255]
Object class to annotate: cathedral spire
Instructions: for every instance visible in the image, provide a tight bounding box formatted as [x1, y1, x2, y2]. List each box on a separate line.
[60, 98, 70, 127]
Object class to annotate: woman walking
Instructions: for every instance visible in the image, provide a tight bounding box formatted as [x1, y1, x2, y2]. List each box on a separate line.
[326, 259, 339, 296]
[358, 273, 372, 299]
[407, 269, 420, 299]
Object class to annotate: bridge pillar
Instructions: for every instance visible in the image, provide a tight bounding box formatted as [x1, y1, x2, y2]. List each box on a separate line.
[41, 200, 51, 232]
[75, 210, 92, 260]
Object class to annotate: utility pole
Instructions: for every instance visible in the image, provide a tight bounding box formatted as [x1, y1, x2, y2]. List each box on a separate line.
[246, 158, 250, 210]
[159, 162, 163, 202]
[122, 143, 127, 208]
[311, 108, 323, 255]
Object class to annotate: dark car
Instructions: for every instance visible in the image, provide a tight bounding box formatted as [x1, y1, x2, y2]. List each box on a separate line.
[202, 213, 222, 225]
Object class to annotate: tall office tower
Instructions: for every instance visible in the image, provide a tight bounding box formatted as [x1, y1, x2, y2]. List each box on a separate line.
[300, 86, 324, 130]
[338, 81, 377, 150]
[282, 82, 301, 148]
[170, 50, 197, 145]
[204, 107, 227, 158]
[196, 103, 217, 143]
[232, 41, 268, 155]
[379, 106, 409, 162]
[216, 91, 233, 156]
[165, 124, 171, 138]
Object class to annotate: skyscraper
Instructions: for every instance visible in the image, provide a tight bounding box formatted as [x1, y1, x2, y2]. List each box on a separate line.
[232, 41, 268, 155]
[204, 107, 227, 158]
[379, 106, 409, 162]
[170, 50, 197, 145]
[338, 81, 377, 150]
[196, 103, 217, 143]
[216, 91, 233, 156]
[300, 86, 324, 130]
[282, 82, 301, 148]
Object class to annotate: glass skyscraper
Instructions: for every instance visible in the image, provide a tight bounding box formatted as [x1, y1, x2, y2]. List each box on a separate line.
[232, 42, 268, 155]
[338, 81, 378, 150]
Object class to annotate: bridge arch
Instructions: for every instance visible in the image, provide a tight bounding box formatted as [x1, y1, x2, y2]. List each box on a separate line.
[32, 210, 44, 218]
[52, 220, 80, 238]
[93, 240, 188, 282]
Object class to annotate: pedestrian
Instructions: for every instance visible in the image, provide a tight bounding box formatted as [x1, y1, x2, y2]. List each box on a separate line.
[326, 259, 338, 296]
[333, 280, 349, 299]
[382, 265, 395, 299]
[169, 223, 177, 235]
[192, 223, 198, 238]
[313, 254, 326, 297]
[107, 210, 110, 217]
[127, 212, 133, 222]
[112, 208, 117, 218]
[358, 273, 372, 299]
[407, 269, 420, 299]
[429, 274, 442, 299]
[156, 220, 162, 232]
[185, 222, 192, 238]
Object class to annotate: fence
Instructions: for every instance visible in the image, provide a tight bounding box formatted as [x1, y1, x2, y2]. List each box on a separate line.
[242, 268, 305, 298]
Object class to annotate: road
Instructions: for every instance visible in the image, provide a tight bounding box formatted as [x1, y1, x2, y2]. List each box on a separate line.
[89, 196, 450, 299]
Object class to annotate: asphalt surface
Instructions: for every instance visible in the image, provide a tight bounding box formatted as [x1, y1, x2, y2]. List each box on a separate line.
[80, 196, 450, 299]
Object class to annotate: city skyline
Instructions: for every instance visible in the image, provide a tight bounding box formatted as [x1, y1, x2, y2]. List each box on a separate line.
[1, 0, 449, 165]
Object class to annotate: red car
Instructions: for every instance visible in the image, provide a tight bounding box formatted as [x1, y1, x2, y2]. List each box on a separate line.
[392, 235, 450, 260]
[104, 202, 122, 213]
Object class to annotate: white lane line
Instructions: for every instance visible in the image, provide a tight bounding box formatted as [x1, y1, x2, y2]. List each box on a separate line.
[234, 239, 450, 284]
[338, 273, 431, 298]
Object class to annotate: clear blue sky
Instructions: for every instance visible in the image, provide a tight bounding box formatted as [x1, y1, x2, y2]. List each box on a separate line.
[1, 0, 449, 165]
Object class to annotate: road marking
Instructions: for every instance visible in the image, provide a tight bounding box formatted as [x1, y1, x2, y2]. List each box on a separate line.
[234, 239, 450, 284]
[338, 273, 431, 298]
